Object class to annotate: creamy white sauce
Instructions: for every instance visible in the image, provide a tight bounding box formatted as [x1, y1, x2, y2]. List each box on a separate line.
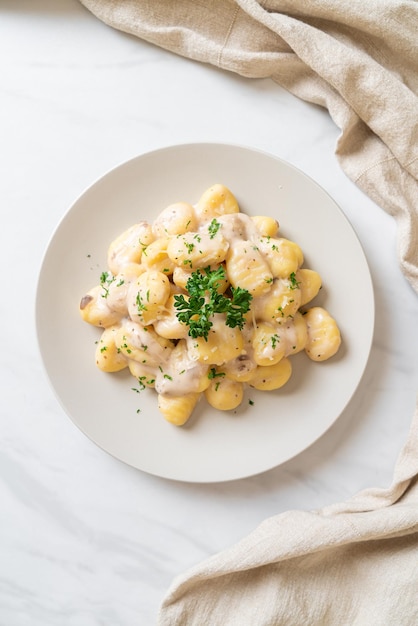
[154, 341, 208, 396]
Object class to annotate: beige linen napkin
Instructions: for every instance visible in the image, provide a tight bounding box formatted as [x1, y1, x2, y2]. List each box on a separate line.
[79, 1, 418, 622]
[156, 408, 418, 625]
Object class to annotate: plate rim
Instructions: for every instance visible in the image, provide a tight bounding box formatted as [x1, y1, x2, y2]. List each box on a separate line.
[35, 141, 375, 482]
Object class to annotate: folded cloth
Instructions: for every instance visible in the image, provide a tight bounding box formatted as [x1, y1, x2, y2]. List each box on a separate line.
[79, 1, 418, 623]
[158, 404, 418, 625]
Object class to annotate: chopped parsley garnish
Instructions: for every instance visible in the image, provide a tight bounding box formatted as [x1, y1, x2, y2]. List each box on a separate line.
[289, 272, 301, 290]
[136, 292, 147, 313]
[208, 368, 225, 380]
[132, 376, 154, 394]
[120, 336, 132, 354]
[173, 266, 252, 340]
[208, 218, 221, 239]
[100, 271, 115, 298]
[132, 378, 146, 392]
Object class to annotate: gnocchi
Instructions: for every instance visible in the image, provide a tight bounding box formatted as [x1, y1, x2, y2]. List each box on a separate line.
[80, 184, 341, 426]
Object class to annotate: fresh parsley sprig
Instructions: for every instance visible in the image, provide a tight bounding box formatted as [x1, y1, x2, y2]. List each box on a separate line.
[173, 266, 252, 340]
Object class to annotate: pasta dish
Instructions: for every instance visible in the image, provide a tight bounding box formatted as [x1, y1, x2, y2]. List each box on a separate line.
[79, 184, 341, 425]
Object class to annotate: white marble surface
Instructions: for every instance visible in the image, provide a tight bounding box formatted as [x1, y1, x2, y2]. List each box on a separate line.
[1, 1, 417, 624]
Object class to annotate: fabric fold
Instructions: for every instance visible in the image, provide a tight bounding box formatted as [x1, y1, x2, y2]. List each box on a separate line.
[157, 406, 418, 625]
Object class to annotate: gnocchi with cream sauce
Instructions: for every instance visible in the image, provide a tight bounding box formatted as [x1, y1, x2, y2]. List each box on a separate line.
[80, 184, 341, 426]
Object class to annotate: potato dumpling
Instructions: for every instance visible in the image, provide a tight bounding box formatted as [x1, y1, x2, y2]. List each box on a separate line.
[128, 360, 157, 388]
[252, 322, 286, 366]
[95, 325, 128, 372]
[223, 354, 257, 383]
[205, 376, 244, 411]
[252, 277, 301, 322]
[153, 294, 190, 340]
[195, 183, 240, 221]
[79, 285, 121, 328]
[152, 202, 197, 237]
[158, 392, 201, 426]
[127, 270, 171, 325]
[281, 311, 308, 356]
[107, 221, 154, 275]
[106, 263, 145, 315]
[140, 238, 176, 276]
[304, 307, 341, 361]
[251, 215, 279, 238]
[249, 358, 292, 391]
[114, 322, 173, 367]
[297, 268, 322, 306]
[226, 240, 272, 297]
[167, 231, 229, 269]
[154, 340, 210, 396]
[256, 237, 303, 279]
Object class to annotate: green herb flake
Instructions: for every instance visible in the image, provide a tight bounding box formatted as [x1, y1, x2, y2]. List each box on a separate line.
[289, 272, 301, 290]
[208, 368, 225, 380]
[136, 292, 147, 313]
[99, 271, 116, 298]
[208, 218, 221, 239]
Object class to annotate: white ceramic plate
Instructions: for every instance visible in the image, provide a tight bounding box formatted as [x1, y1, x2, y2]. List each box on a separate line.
[36, 143, 374, 482]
